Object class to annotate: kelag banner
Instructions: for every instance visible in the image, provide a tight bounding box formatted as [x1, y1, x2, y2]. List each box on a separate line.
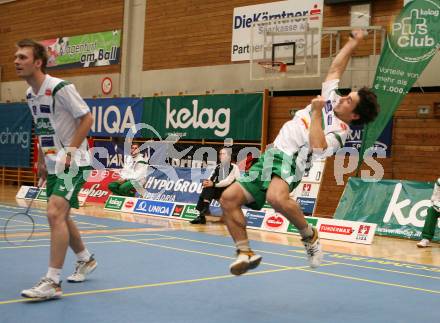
[360, 0, 440, 163]
[0, 103, 32, 167]
[86, 98, 144, 137]
[40, 30, 121, 69]
[345, 120, 393, 157]
[334, 178, 438, 241]
[142, 94, 263, 140]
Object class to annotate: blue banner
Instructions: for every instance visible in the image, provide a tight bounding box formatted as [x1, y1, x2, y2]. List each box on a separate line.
[86, 98, 144, 137]
[92, 141, 124, 168]
[345, 120, 393, 157]
[0, 103, 32, 167]
[142, 166, 223, 214]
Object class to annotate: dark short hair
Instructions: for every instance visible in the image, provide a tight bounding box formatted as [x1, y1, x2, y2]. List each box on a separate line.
[351, 87, 380, 126]
[16, 39, 48, 73]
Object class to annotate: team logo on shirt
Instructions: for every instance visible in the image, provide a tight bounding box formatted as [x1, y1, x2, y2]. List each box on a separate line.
[324, 100, 332, 113]
[40, 105, 51, 113]
[327, 114, 333, 125]
[35, 118, 55, 135]
[45, 89, 52, 96]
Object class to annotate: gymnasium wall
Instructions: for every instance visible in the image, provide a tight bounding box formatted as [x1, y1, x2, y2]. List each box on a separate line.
[141, 0, 440, 96]
[0, 0, 124, 100]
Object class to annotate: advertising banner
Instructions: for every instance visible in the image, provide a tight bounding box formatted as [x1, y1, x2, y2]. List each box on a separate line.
[142, 94, 263, 140]
[86, 98, 144, 138]
[231, 0, 323, 61]
[80, 169, 121, 204]
[334, 177, 438, 241]
[360, 0, 440, 163]
[345, 120, 393, 157]
[0, 103, 32, 167]
[40, 30, 121, 69]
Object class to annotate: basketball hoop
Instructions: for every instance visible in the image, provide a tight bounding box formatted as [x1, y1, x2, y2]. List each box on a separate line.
[257, 61, 287, 73]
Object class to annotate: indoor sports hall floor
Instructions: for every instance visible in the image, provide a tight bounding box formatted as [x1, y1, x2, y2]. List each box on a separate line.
[0, 186, 439, 323]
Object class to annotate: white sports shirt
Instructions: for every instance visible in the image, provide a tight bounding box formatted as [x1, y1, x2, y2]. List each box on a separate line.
[26, 75, 91, 174]
[273, 79, 349, 160]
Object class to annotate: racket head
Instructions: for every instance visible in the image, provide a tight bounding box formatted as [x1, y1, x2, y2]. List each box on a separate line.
[3, 211, 35, 246]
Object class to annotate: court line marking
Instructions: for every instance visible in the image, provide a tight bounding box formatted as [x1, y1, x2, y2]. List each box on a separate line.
[0, 264, 339, 305]
[151, 234, 440, 279]
[296, 267, 440, 294]
[0, 210, 109, 228]
[0, 237, 178, 250]
[105, 235, 290, 269]
[0, 232, 166, 245]
[106, 235, 440, 294]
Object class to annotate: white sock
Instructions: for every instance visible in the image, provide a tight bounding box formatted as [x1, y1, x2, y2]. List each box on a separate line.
[236, 240, 250, 252]
[46, 267, 61, 284]
[299, 224, 314, 239]
[76, 248, 91, 262]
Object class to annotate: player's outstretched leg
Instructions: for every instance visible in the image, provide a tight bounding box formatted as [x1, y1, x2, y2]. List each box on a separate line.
[266, 177, 323, 268]
[220, 183, 262, 275]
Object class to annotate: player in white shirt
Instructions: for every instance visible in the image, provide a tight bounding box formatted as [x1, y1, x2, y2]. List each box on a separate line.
[108, 143, 149, 197]
[220, 30, 380, 275]
[15, 39, 97, 300]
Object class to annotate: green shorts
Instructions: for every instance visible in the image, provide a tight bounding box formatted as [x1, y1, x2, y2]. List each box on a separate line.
[238, 148, 302, 210]
[46, 166, 91, 209]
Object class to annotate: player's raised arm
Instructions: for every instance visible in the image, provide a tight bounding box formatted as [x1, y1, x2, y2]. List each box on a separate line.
[325, 29, 367, 82]
[309, 95, 327, 150]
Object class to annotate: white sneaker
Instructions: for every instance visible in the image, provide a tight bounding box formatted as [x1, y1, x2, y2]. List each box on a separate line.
[417, 239, 431, 248]
[229, 250, 262, 276]
[21, 277, 62, 300]
[302, 227, 323, 268]
[67, 255, 97, 283]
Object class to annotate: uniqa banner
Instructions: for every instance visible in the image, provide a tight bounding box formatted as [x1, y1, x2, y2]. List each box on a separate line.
[0, 103, 32, 167]
[142, 94, 263, 140]
[40, 30, 121, 69]
[86, 98, 144, 137]
[359, 0, 440, 163]
[334, 177, 439, 241]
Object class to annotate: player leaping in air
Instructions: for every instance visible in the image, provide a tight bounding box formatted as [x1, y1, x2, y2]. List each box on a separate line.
[220, 29, 380, 275]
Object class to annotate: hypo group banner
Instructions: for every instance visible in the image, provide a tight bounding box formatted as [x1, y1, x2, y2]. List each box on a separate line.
[86, 98, 144, 137]
[143, 166, 211, 204]
[334, 177, 438, 241]
[0, 103, 32, 167]
[360, 0, 440, 163]
[231, 0, 323, 61]
[142, 94, 263, 141]
[40, 30, 121, 69]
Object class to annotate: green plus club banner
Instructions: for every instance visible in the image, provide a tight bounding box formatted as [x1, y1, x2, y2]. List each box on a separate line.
[142, 94, 263, 140]
[40, 30, 121, 69]
[360, 0, 440, 161]
[334, 178, 439, 241]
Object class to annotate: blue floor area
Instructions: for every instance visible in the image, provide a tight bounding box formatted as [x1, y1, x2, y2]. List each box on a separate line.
[0, 205, 439, 323]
